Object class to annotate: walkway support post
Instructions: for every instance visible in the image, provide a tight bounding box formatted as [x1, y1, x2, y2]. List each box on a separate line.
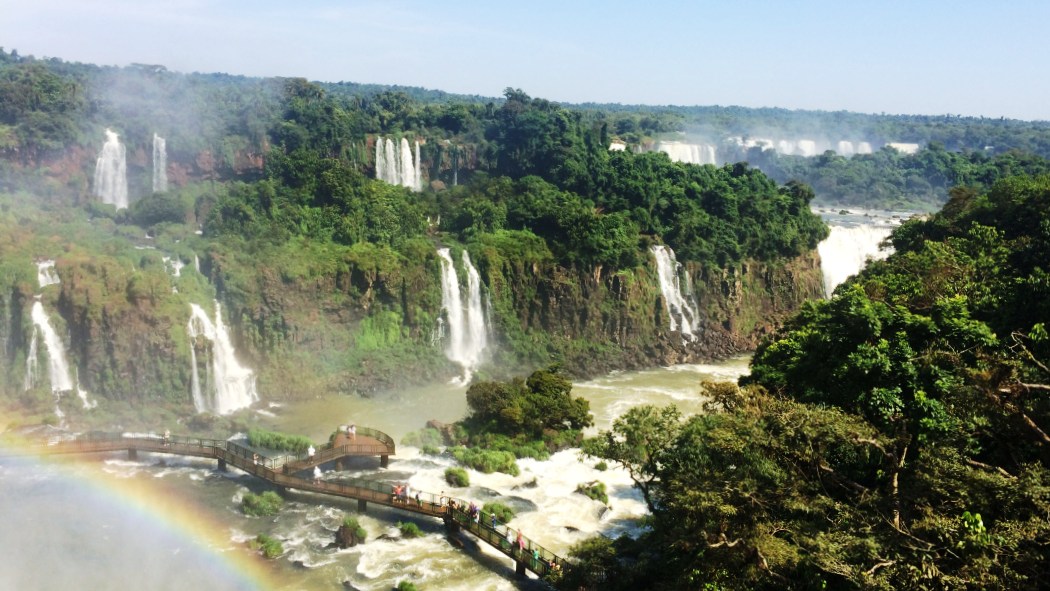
[358, 499, 367, 513]
[380, 455, 389, 468]
[217, 458, 227, 472]
[516, 561, 527, 577]
[128, 448, 137, 461]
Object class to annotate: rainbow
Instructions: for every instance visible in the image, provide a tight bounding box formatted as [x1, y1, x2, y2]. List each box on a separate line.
[0, 442, 284, 590]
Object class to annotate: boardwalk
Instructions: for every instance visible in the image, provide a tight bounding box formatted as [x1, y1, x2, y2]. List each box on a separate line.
[11, 429, 568, 580]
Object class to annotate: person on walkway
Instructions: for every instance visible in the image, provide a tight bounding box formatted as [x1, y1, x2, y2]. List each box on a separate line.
[490, 512, 497, 529]
[516, 531, 525, 554]
[349, 424, 356, 442]
[505, 527, 514, 550]
[163, 429, 171, 446]
[415, 492, 422, 508]
[307, 445, 315, 459]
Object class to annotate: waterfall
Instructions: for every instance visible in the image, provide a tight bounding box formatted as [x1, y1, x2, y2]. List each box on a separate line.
[650, 245, 700, 340]
[27, 301, 95, 413]
[836, 141, 855, 156]
[857, 142, 873, 154]
[36, 260, 60, 288]
[152, 133, 168, 193]
[652, 141, 717, 165]
[23, 325, 38, 392]
[187, 302, 258, 415]
[162, 256, 184, 278]
[437, 248, 488, 382]
[93, 129, 128, 209]
[375, 136, 423, 191]
[817, 224, 894, 297]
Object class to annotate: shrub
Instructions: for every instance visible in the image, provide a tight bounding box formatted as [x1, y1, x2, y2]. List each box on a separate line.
[342, 516, 368, 542]
[594, 461, 608, 471]
[396, 582, 418, 591]
[249, 534, 283, 559]
[241, 491, 284, 516]
[247, 429, 313, 454]
[398, 521, 424, 538]
[450, 446, 520, 476]
[482, 502, 516, 525]
[575, 481, 608, 505]
[444, 467, 470, 487]
[420, 444, 442, 456]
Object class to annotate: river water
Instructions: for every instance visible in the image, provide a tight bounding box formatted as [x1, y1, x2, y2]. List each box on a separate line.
[0, 357, 750, 591]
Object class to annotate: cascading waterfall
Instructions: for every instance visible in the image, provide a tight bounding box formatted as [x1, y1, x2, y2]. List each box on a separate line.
[152, 133, 168, 193]
[436, 248, 488, 382]
[375, 136, 423, 191]
[651, 141, 718, 165]
[650, 245, 700, 340]
[36, 260, 60, 288]
[187, 301, 258, 415]
[27, 301, 95, 412]
[93, 129, 128, 209]
[817, 224, 894, 297]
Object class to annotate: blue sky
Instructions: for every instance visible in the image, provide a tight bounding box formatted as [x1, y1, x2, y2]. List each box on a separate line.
[2, 0, 1047, 120]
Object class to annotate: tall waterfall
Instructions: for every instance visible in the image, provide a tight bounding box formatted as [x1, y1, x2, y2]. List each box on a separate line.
[26, 301, 95, 412]
[651, 245, 700, 340]
[152, 133, 168, 193]
[375, 136, 423, 191]
[36, 260, 60, 288]
[437, 248, 488, 382]
[187, 302, 258, 415]
[652, 141, 717, 165]
[818, 223, 894, 297]
[93, 129, 128, 209]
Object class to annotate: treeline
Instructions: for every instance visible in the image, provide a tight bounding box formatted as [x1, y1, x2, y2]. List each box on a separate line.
[750, 143, 1050, 210]
[574, 174, 1050, 590]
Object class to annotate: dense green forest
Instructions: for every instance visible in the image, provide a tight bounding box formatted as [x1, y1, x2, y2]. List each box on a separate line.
[574, 175, 1050, 590]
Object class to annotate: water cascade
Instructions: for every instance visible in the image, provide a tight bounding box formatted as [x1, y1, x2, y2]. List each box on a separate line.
[93, 129, 128, 209]
[436, 248, 488, 382]
[152, 133, 167, 193]
[26, 301, 95, 412]
[652, 141, 717, 165]
[187, 301, 258, 414]
[650, 245, 700, 340]
[36, 260, 60, 288]
[817, 224, 894, 297]
[375, 136, 423, 191]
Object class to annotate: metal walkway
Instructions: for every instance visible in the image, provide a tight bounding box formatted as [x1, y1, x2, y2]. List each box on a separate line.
[12, 429, 567, 579]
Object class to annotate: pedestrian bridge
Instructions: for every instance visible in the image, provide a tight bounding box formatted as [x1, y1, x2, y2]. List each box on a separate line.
[11, 428, 568, 580]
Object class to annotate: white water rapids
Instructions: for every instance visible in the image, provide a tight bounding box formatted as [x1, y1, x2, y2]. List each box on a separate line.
[0, 357, 751, 590]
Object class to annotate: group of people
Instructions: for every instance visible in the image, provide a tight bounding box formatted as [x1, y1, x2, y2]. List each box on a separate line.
[391, 483, 421, 507]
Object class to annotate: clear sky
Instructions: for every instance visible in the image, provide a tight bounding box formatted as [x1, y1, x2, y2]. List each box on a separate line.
[2, 0, 1047, 120]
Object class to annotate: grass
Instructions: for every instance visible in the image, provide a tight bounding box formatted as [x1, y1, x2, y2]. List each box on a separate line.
[444, 466, 470, 487]
[241, 490, 284, 516]
[249, 534, 283, 559]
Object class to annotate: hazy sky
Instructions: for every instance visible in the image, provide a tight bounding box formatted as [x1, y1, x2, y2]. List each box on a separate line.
[2, 0, 1047, 120]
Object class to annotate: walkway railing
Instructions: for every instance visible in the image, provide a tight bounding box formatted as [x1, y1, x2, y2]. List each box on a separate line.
[9, 429, 567, 579]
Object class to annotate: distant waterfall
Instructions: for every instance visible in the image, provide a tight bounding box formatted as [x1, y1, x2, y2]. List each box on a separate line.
[651, 245, 700, 340]
[152, 133, 168, 193]
[652, 141, 717, 165]
[375, 136, 423, 191]
[36, 260, 60, 288]
[437, 248, 488, 382]
[187, 302, 258, 415]
[818, 225, 893, 297]
[93, 129, 128, 209]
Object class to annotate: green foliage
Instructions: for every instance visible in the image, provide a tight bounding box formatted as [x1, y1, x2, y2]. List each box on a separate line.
[594, 461, 608, 471]
[444, 467, 470, 487]
[240, 491, 283, 517]
[397, 521, 424, 538]
[575, 481, 608, 505]
[571, 176, 1050, 590]
[450, 446, 519, 476]
[401, 427, 446, 449]
[465, 366, 593, 439]
[249, 534, 284, 559]
[247, 429, 313, 454]
[395, 582, 418, 591]
[342, 516, 367, 542]
[482, 502, 516, 524]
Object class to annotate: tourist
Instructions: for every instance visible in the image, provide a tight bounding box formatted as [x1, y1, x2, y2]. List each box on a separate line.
[349, 424, 357, 442]
[307, 444, 315, 459]
[415, 492, 422, 507]
[163, 429, 170, 446]
[516, 531, 525, 554]
[490, 512, 497, 529]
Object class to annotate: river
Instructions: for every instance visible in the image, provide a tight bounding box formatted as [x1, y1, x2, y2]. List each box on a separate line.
[0, 357, 751, 591]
